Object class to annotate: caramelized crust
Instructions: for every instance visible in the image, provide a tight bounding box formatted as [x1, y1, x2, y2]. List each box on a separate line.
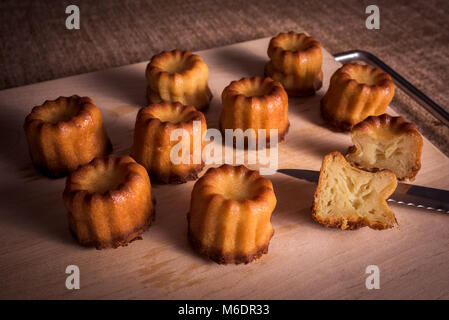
[266, 31, 323, 96]
[63, 155, 155, 249]
[146, 50, 212, 110]
[346, 114, 423, 181]
[188, 164, 276, 264]
[321, 63, 395, 131]
[24, 95, 111, 177]
[351, 113, 419, 134]
[312, 152, 397, 230]
[265, 61, 323, 97]
[219, 76, 289, 147]
[130, 102, 207, 184]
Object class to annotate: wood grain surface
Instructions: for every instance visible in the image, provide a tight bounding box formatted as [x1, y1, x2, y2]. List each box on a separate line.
[0, 37, 448, 299]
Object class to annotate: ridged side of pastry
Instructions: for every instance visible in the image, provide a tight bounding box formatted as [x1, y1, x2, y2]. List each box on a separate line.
[266, 31, 323, 96]
[188, 164, 276, 264]
[130, 102, 207, 184]
[312, 152, 398, 230]
[346, 114, 423, 181]
[219, 77, 289, 147]
[24, 95, 112, 177]
[265, 61, 323, 97]
[63, 155, 155, 249]
[321, 63, 395, 131]
[146, 50, 212, 110]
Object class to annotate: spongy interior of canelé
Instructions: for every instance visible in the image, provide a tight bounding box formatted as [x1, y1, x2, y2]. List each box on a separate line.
[213, 172, 258, 201]
[40, 100, 81, 124]
[348, 129, 417, 179]
[80, 166, 128, 194]
[316, 158, 393, 226]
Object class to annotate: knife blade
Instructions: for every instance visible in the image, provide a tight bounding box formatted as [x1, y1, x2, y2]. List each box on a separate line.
[277, 169, 449, 214]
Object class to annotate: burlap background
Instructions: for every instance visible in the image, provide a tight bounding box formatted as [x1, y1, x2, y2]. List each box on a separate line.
[1, 0, 448, 154]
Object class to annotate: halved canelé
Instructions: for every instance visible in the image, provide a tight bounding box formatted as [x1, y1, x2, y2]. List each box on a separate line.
[312, 152, 397, 230]
[346, 114, 423, 181]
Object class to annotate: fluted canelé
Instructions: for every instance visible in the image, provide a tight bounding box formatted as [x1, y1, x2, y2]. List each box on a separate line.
[146, 50, 212, 110]
[265, 31, 323, 96]
[321, 63, 395, 131]
[130, 102, 207, 184]
[188, 164, 276, 264]
[63, 155, 155, 249]
[219, 76, 289, 147]
[24, 95, 111, 177]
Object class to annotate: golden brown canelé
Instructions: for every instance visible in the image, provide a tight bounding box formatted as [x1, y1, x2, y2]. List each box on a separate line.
[188, 164, 277, 264]
[346, 114, 423, 181]
[63, 155, 155, 249]
[146, 50, 212, 111]
[219, 77, 289, 147]
[130, 102, 207, 184]
[265, 31, 323, 96]
[24, 95, 112, 178]
[312, 152, 397, 230]
[321, 63, 396, 131]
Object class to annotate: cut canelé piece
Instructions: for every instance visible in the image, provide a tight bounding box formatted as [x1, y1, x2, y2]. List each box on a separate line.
[312, 152, 398, 230]
[346, 114, 423, 181]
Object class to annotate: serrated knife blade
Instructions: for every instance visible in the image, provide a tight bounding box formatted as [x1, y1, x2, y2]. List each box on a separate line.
[277, 169, 449, 214]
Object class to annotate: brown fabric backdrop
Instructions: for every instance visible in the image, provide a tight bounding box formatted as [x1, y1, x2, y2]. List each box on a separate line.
[1, 0, 448, 154]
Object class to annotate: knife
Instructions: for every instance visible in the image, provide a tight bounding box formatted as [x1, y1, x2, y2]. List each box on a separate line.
[277, 169, 449, 214]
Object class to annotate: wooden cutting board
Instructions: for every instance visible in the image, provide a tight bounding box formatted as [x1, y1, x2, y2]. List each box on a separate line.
[0, 37, 448, 300]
